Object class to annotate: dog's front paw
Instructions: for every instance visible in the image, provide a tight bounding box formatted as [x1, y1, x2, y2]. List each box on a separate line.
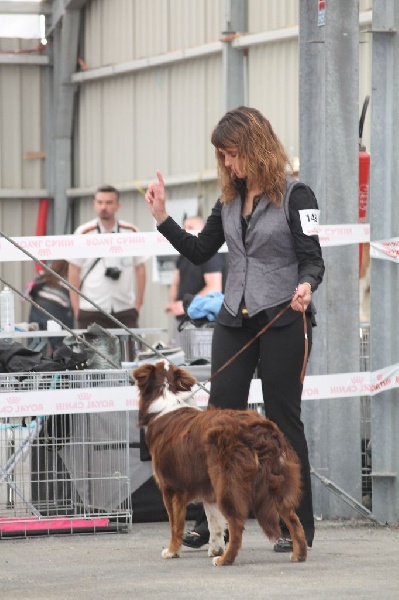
[161, 548, 180, 559]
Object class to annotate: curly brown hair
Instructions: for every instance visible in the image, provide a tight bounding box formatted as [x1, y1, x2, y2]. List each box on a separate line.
[211, 106, 291, 205]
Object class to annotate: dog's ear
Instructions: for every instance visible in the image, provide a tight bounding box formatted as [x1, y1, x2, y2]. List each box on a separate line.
[133, 363, 156, 391]
[174, 367, 196, 392]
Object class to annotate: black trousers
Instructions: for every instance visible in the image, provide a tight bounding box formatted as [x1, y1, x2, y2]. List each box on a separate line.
[194, 313, 315, 545]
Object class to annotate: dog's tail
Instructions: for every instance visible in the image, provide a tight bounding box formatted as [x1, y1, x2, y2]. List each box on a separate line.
[251, 420, 301, 494]
[250, 419, 303, 539]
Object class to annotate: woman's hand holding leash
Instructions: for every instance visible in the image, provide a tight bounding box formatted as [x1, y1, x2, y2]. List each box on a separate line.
[291, 282, 312, 312]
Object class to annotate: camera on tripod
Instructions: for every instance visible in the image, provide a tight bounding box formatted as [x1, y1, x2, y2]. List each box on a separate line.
[104, 267, 122, 280]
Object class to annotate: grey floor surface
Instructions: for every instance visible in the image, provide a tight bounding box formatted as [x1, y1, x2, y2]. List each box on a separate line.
[0, 519, 398, 599]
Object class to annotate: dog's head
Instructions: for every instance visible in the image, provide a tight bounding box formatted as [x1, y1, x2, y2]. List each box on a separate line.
[133, 360, 197, 427]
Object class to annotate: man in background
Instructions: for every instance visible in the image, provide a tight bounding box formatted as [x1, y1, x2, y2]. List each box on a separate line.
[68, 185, 147, 331]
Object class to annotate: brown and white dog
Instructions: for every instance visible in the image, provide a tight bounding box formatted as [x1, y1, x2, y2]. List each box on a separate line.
[133, 360, 307, 566]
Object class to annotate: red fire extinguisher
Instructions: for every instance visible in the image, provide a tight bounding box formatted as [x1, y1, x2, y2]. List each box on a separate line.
[359, 95, 370, 275]
[35, 198, 50, 274]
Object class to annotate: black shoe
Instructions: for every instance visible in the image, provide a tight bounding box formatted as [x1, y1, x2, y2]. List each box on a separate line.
[182, 528, 229, 548]
[273, 537, 293, 553]
[274, 537, 312, 552]
[182, 530, 209, 548]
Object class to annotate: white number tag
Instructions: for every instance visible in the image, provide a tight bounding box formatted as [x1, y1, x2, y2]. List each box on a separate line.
[298, 209, 320, 236]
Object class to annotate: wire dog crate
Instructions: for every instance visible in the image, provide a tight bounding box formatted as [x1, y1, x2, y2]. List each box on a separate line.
[179, 325, 214, 362]
[0, 370, 132, 538]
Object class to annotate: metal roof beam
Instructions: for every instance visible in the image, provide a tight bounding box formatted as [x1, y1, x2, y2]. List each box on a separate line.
[71, 41, 223, 84]
[67, 170, 218, 199]
[0, 54, 49, 65]
[0, 1, 50, 15]
[0, 189, 49, 199]
[70, 11, 372, 86]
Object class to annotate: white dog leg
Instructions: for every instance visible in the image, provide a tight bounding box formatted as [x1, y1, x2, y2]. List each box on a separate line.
[204, 503, 226, 557]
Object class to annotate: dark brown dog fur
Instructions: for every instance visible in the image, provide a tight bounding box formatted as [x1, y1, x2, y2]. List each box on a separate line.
[134, 360, 307, 566]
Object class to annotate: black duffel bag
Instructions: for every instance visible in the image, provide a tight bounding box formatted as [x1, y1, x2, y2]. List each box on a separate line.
[0, 340, 87, 374]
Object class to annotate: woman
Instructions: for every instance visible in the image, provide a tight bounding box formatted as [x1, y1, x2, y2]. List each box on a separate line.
[28, 259, 74, 349]
[145, 106, 325, 552]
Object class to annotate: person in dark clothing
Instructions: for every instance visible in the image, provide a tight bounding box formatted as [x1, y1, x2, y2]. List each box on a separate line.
[166, 215, 224, 343]
[27, 259, 74, 349]
[145, 106, 325, 553]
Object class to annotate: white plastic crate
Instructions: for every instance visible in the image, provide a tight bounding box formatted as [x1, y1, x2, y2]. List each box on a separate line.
[179, 326, 214, 362]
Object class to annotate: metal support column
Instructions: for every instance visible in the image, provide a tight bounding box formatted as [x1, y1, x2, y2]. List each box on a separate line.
[299, 0, 362, 518]
[369, 0, 399, 524]
[222, 0, 248, 111]
[50, 9, 81, 235]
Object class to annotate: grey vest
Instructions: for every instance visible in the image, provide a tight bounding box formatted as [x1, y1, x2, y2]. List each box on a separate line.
[221, 178, 298, 317]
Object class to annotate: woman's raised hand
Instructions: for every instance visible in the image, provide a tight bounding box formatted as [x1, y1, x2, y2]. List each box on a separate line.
[145, 171, 168, 225]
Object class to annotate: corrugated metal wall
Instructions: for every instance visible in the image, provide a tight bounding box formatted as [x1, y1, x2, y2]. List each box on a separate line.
[72, 0, 226, 338]
[248, 0, 298, 32]
[0, 0, 373, 334]
[248, 38, 299, 159]
[0, 37, 46, 322]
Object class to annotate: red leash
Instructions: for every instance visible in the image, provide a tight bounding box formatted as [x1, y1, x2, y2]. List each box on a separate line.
[206, 299, 309, 387]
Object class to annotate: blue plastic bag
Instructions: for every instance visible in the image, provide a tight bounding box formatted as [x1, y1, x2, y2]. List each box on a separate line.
[187, 292, 224, 322]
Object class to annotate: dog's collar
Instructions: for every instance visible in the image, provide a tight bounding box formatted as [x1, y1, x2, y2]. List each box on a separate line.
[148, 389, 199, 419]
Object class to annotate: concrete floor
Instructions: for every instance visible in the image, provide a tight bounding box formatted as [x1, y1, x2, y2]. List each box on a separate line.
[1, 518, 398, 599]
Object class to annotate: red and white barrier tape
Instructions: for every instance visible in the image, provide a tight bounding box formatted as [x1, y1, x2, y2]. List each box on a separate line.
[318, 223, 369, 247]
[4, 223, 398, 262]
[191, 362, 399, 407]
[1, 225, 396, 262]
[370, 236, 399, 263]
[1, 362, 398, 417]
